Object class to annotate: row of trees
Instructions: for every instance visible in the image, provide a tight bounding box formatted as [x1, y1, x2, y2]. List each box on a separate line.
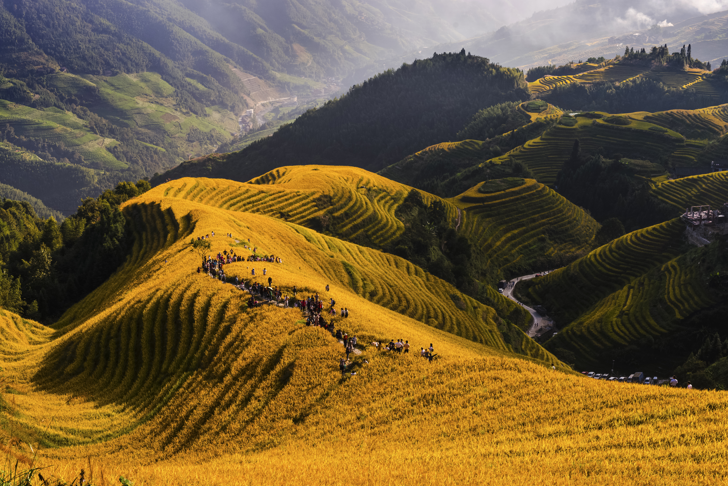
[622, 44, 711, 70]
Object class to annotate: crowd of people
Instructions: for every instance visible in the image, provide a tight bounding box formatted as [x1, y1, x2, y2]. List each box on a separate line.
[192, 231, 437, 379]
[370, 340, 436, 362]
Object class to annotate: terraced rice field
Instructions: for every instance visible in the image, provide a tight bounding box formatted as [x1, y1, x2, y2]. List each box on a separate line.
[529, 75, 580, 94]
[642, 109, 728, 138]
[524, 218, 686, 324]
[0, 100, 125, 169]
[644, 69, 706, 89]
[518, 101, 562, 121]
[577, 64, 649, 84]
[452, 179, 599, 276]
[528, 64, 650, 95]
[552, 252, 717, 363]
[528, 64, 714, 97]
[158, 167, 458, 248]
[489, 115, 684, 185]
[701, 104, 728, 124]
[690, 77, 728, 99]
[1, 180, 728, 484]
[157, 166, 598, 287]
[652, 171, 728, 210]
[0, 185, 558, 457]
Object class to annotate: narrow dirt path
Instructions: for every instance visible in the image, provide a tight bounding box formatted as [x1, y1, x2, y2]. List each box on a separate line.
[455, 208, 462, 232]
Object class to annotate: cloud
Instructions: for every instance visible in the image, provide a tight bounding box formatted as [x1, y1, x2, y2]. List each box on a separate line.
[685, 0, 728, 14]
[616, 8, 657, 30]
[657, 19, 674, 27]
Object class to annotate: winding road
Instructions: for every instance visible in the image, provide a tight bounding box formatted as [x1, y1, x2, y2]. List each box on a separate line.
[502, 272, 557, 338]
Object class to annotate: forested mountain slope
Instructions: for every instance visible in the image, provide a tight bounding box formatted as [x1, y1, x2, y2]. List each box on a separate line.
[154, 52, 529, 184]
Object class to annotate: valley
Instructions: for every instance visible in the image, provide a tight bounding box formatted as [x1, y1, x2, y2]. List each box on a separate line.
[2, 1, 728, 484]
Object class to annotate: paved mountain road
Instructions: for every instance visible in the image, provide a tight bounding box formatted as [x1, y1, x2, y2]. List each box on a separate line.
[502, 272, 557, 338]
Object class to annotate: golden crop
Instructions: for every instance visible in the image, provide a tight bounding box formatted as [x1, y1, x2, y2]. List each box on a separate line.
[0, 178, 725, 485]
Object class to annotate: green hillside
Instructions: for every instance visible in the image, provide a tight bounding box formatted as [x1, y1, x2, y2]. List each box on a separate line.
[487, 112, 684, 186]
[523, 219, 686, 325]
[379, 101, 562, 197]
[519, 216, 728, 372]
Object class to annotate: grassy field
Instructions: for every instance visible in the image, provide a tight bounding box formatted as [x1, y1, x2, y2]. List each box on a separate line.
[80, 73, 237, 148]
[0, 182, 728, 484]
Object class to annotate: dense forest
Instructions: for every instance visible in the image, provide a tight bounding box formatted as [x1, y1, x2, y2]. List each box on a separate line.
[155, 51, 530, 183]
[0, 181, 149, 321]
[0, 181, 65, 220]
[554, 143, 677, 231]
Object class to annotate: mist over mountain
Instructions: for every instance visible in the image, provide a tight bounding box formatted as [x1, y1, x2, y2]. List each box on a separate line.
[444, 0, 728, 68]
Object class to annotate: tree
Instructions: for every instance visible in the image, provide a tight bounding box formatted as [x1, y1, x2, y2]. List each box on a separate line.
[687, 44, 692, 61]
[564, 139, 583, 173]
[61, 217, 86, 246]
[41, 217, 63, 252]
[0, 269, 25, 314]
